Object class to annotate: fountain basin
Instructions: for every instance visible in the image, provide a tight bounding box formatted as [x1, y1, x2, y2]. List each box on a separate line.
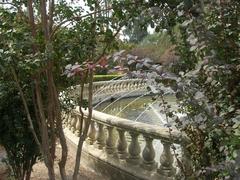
[64, 79, 190, 180]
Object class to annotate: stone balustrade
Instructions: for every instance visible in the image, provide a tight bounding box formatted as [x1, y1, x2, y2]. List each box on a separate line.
[92, 79, 146, 94]
[63, 79, 191, 180]
[71, 79, 148, 104]
[63, 108, 190, 179]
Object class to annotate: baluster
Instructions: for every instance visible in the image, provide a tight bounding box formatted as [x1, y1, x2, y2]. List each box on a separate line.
[80, 117, 85, 132]
[124, 82, 128, 90]
[65, 114, 70, 127]
[127, 132, 141, 165]
[105, 126, 116, 154]
[141, 135, 157, 170]
[129, 82, 134, 90]
[132, 81, 135, 88]
[119, 83, 122, 91]
[71, 114, 77, 133]
[67, 114, 72, 129]
[106, 85, 110, 94]
[113, 84, 116, 92]
[92, 86, 96, 94]
[96, 123, 105, 149]
[124, 82, 127, 91]
[142, 82, 145, 88]
[130, 82, 133, 90]
[75, 115, 81, 137]
[134, 82, 138, 89]
[108, 85, 112, 93]
[87, 121, 96, 145]
[107, 85, 111, 94]
[141, 81, 145, 89]
[116, 83, 120, 92]
[120, 83, 124, 91]
[135, 81, 139, 89]
[117, 129, 128, 159]
[124, 83, 128, 90]
[157, 141, 176, 177]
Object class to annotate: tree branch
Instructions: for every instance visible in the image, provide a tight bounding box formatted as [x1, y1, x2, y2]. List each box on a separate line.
[40, 0, 49, 41]
[10, 67, 41, 149]
[27, 0, 37, 52]
[95, 25, 123, 62]
[50, 6, 113, 40]
[48, 0, 55, 34]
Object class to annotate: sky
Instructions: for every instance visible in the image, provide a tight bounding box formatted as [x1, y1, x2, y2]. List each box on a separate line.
[0, 0, 154, 40]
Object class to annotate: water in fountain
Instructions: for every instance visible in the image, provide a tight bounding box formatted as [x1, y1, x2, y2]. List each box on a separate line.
[95, 92, 178, 162]
[99, 88, 141, 111]
[93, 95, 115, 109]
[95, 95, 177, 125]
[149, 104, 167, 124]
[115, 92, 151, 116]
[134, 99, 158, 122]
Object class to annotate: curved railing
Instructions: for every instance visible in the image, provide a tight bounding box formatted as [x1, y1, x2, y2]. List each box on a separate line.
[91, 79, 147, 95]
[71, 79, 148, 104]
[64, 79, 191, 179]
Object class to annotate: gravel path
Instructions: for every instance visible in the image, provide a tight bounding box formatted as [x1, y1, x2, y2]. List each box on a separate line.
[0, 145, 107, 180]
[31, 144, 107, 180]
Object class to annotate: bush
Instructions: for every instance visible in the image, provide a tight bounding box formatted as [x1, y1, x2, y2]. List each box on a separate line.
[0, 82, 40, 180]
[130, 32, 173, 64]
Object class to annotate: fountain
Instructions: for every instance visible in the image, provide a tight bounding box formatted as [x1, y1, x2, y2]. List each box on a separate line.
[64, 78, 190, 180]
[95, 91, 176, 126]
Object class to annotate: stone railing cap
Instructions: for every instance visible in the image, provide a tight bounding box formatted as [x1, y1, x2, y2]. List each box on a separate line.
[73, 108, 189, 144]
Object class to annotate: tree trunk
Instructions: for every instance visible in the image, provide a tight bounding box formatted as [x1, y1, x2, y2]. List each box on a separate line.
[35, 76, 55, 180]
[73, 70, 94, 180]
[51, 75, 68, 180]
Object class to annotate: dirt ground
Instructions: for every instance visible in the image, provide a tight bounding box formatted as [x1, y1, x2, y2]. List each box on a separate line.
[0, 145, 107, 180]
[31, 143, 107, 180]
[0, 146, 9, 180]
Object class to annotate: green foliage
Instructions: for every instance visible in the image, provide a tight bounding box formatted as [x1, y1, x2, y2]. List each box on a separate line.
[0, 8, 41, 179]
[123, 0, 240, 178]
[0, 81, 40, 179]
[123, 15, 149, 43]
[159, 0, 240, 178]
[0, 1, 153, 179]
[137, 32, 172, 61]
[1, 0, 239, 179]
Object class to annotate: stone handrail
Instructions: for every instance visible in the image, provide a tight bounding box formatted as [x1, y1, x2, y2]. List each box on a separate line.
[81, 109, 186, 144]
[64, 79, 191, 179]
[91, 79, 147, 95]
[72, 79, 148, 102]
[64, 111, 191, 179]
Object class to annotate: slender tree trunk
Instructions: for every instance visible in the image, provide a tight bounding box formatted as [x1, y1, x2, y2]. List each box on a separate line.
[35, 76, 55, 180]
[51, 75, 68, 180]
[10, 68, 41, 148]
[47, 69, 57, 160]
[73, 70, 94, 180]
[25, 171, 31, 180]
[48, 0, 54, 33]
[27, 0, 37, 52]
[27, 1, 57, 179]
